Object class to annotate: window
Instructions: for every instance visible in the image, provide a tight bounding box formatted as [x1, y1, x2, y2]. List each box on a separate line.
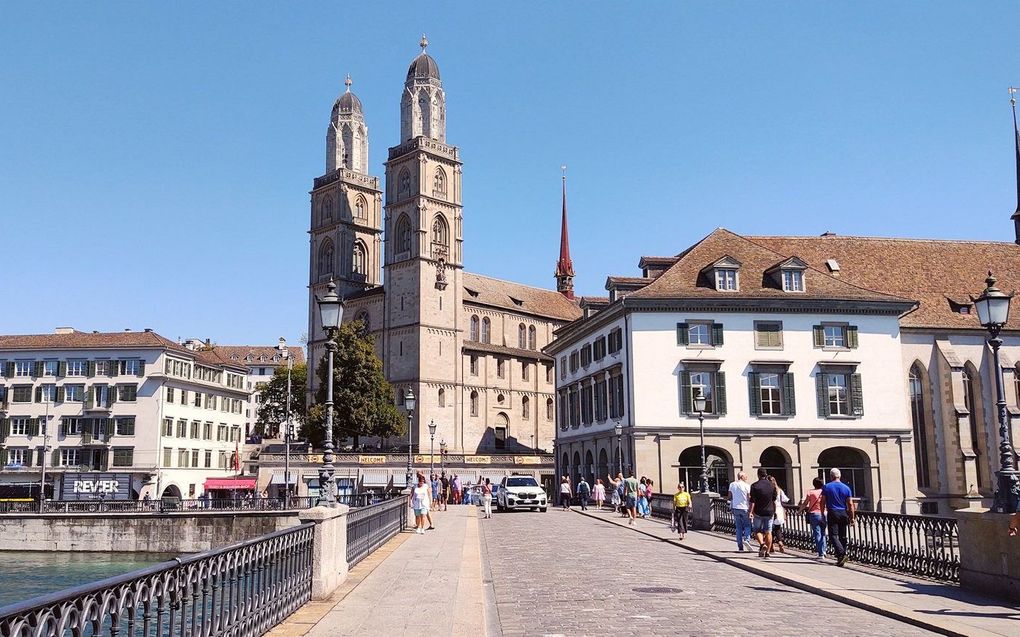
[194, 392, 202, 407]
[178, 449, 189, 468]
[608, 328, 623, 354]
[66, 360, 86, 376]
[7, 448, 26, 466]
[470, 315, 480, 341]
[494, 426, 507, 450]
[469, 355, 478, 376]
[163, 418, 173, 436]
[39, 384, 56, 402]
[497, 358, 505, 379]
[438, 387, 446, 407]
[545, 364, 553, 384]
[203, 422, 212, 440]
[814, 324, 858, 349]
[546, 398, 554, 421]
[909, 365, 932, 489]
[352, 242, 367, 276]
[166, 387, 175, 403]
[816, 370, 863, 417]
[163, 447, 173, 467]
[482, 318, 491, 344]
[559, 357, 567, 380]
[14, 361, 32, 377]
[62, 417, 84, 436]
[594, 377, 607, 421]
[569, 351, 579, 373]
[609, 375, 626, 419]
[354, 196, 367, 220]
[116, 418, 135, 436]
[64, 385, 84, 402]
[782, 270, 804, 292]
[433, 167, 447, 194]
[12, 386, 32, 403]
[518, 323, 527, 349]
[43, 360, 59, 376]
[177, 420, 187, 438]
[593, 336, 606, 361]
[120, 359, 140, 376]
[580, 344, 592, 367]
[60, 449, 80, 467]
[470, 391, 479, 416]
[112, 448, 134, 467]
[715, 268, 738, 291]
[118, 385, 137, 402]
[190, 421, 200, 439]
[522, 396, 530, 419]
[680, 370, 726, 415]
[398, 168, 411, 197]
[759, 373, 782, 415]
[10, 418, 30, 436]
[824, 325, 844, 348]
[827, 374, 849, 415]
[580, 383, 593, 425]
[321, 196, 334, 224]
[205, 450, 212, 468]
[219, 451, 228, 469]
[192, 450, 200, 467]
[528, 325, 536, 350]
[318, 239, 335, 277]
[754, 321, 783, 349]
[396, 215, 412, 254]
[431, 215, 449, 253]
[677, 321, 723, 347]
[521, 363, 530, 382]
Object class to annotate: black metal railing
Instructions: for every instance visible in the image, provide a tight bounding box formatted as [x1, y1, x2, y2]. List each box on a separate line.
[709, 498, 960, 583]
[345, 497, 407, 569]
[0, 494, 392, 515]
[0, 522, 314, 637]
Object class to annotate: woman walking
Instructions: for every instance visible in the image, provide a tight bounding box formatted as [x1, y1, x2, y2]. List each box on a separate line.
[672, 482, 691, 539]
[593, 479, 607, 510]
[644, 479, 655, 518]
[559, 476, 572, 510]
[430, 473, 440, 511]
[411, 474, 431, 535]
[799, 477, 827, 559]
[769, 476, 790, 554]
[481, 478, 493, 519]
[607, 473, 623, 514]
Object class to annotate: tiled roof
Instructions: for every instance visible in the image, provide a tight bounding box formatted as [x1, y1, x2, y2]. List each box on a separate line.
[214, 345, 306, 366]
[462, 341, 554, 362]
[625, 228, 912, 306]
[579, 296, 610, 305]
[606, 276, 653, 286]
[0, 330, 186, 352]
[462, 272, 581, 322]
[746, 234, 1020, 330]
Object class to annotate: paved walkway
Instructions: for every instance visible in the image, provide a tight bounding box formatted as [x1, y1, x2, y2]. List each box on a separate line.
[575, 506, 1020, 637]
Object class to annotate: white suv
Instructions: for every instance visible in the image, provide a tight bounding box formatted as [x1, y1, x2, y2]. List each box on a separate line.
[496, 475, 547, 512]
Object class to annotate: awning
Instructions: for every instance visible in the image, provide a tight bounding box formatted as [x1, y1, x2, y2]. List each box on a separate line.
[392, 473, 408, 488]
[361, 470, 390, 487]
[204, 477, 257, 490]
[268, 473, 298, 485]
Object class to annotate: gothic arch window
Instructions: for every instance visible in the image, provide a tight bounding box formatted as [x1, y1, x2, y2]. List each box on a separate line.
[322, 196, 334, 225]
[528, 325, 536, 350]
[546, 398, 554, 421]
[482, 317, 491, 344]
[418, 90, 430, 135]
[354, 196, 367, 220]
[962, 364, 991, 492]
[518, 323, 527, 349]
[470, 390, 479, 417]
[395, 214, 412, 254]
[522, 395, 530, 420]
[317, 238, 335, 277]
[431, 214, 449, 255]
[470, 315, 479, 341]
[438, 387, 446, 408]
[352, 241, 368, 277]
[434, 167, 447, 194]
[398, 168, 411, 198]
[354, 311, 370, 336]
[908, 363, 933, 489]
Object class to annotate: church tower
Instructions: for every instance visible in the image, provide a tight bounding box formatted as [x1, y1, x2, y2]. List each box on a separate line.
[555, 168, 576, 299]
[307, 75, 384, 380]
[383, 36, 465, 452]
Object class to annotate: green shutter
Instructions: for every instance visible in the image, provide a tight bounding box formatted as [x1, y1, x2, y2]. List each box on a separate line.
[33, 361, 43, 377]
[23, 447, 32, 467]
[27, 419, 39, 437]
[712, 323, 724, 346]
[679, 371, 692, 415]
[109, 362, 119, 378]
[0, 418, 9, 443]
[782, 372, 796, 416]
[0, 449, 7, 467]
[714, 371, 727, 415]
[812, 325, 825, 348]
[3, 362, 13, 378]
[137, 360, 145, 377]
[56, 386, 65, 403]
[850, 373, 864, 416]
[109, 386, 117, 405]
[847, 325, 859, 349]
[36, 447, 44, 467]
[676, 323, 689, 346]
[816, 373, 830, 417]
[86, 361, 95, 377]
[748, 372, 761, 416]
[34, 387, 42, 403]
[51, 449, 60, 466]
[58, 361, 67, 377]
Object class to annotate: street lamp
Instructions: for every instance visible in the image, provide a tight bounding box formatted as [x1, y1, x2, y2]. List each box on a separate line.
[440, 439, 447, 472]
[315, 278, 344, 507]
[278, 337, 294, 506]
[971, 272, 1020, 514]
[404, 388, 416, 490]
[614, 423, 623, 476]
[694, 393, 709, 494]
[428, 419, 437, 475]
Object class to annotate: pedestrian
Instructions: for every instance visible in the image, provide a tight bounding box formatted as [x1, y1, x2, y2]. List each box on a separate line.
[822, 468, 856, 567]
[623, 472, 640, 525]
[727, 472, 752, 551]
[559, 476, 572, 510]
[481, 478, 493, 519]
[644, 479, 655, 518]
[577, 476, 591, 510]
[749, 468, 777, 558]
[452, 474, 462, 505]
[799, 477, 827, 560]
[607, 473, 623, 512]
[636, 477, 648, 518]
[430, 473, 440, 511]
[593, 478, 607, 510]
[410, 474, 430, 535]
[672, 482, 691, 539]
[769, 476, 790, 554]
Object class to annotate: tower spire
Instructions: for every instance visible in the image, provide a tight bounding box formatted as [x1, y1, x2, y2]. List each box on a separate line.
[555, 165, 576, 300]
[1010, 87, 1020, 245]
[345, 74, 352, 92]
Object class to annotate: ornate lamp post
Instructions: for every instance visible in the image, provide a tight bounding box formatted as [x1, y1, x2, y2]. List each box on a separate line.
[428, 419, 437, 476]
[440, 439, 448, 472]
[315, 279, 344, 507]
[971, 272, 1020, 514]
[404, 389, 416, 490]
[278, 337, 294, 505]
[614, 423, 623, 476]
[694, 393, 709, 494]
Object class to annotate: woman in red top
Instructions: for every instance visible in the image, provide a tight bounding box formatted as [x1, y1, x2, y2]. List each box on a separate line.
[799, 477, 827, 559]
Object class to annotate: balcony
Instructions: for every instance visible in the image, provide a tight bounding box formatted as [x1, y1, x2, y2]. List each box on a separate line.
[81, 431, 112, 446]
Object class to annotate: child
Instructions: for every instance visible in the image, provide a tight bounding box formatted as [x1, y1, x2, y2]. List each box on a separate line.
[672, 482, 691, 540]
[592, 478, 606, 510]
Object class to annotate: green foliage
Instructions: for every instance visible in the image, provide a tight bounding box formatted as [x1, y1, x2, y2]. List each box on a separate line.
[255, 362, 308, 438]
[307, 321, 404, 447]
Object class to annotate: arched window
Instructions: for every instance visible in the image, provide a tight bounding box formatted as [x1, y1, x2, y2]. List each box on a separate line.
[352, 242, 367, 276]
[470, 390, 479, 417]
[546, 398, 554, 421]
[518, 323, 527, 349]
[398, 168, 411, 198]
[354, 196, 367, 220]
[431, 214, 448, 254]
[317, 239, 334, 277]
[908, 363, 932, 489]
[528, 325, 536, 350]
[482, 317, 491, 344]
[470, 315, 479, 341]
[522, 395, 530, 419]
[322, 196, 334, 224]
[434, 167, 447, 194]
[438, 388, 446, 408]
[396, 215, 412, 254]
[963, 365, 990, 491]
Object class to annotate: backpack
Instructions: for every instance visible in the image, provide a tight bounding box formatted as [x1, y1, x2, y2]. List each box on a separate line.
[579, 481, 591, 496]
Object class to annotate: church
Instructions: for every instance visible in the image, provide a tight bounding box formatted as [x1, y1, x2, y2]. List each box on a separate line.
[305, 38, 582, 457]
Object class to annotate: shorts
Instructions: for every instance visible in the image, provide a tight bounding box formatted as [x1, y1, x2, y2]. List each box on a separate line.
[752, 515, 774, 534]
[624, 495, 637, 509]
[413, 508, 427, 517]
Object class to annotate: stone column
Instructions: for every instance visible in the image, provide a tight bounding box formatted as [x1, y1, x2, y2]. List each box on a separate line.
[955, 509, 1020, 603]
[690, 491, 718, 531]
[299, 504, 351, 600]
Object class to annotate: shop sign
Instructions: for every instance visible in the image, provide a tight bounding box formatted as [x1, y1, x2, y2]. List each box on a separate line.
[60, 473, 132, 501]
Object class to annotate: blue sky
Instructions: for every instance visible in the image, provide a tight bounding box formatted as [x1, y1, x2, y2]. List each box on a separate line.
[2, 2, 1019, 345]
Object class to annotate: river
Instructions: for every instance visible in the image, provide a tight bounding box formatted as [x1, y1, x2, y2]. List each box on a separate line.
[0, 552, 175, 608]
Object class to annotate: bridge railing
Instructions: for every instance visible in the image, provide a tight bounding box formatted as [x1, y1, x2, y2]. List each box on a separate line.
[345, 496, 407, 569]
[0, 493, 393, 514]
[0, 522, 315, 637]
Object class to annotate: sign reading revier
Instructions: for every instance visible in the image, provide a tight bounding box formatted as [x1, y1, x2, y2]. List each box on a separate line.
[60, 473, 132, 501]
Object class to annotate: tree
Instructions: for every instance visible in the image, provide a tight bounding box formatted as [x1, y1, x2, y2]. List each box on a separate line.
[255, 362, 308, 438]
[306, 321, 404, 448]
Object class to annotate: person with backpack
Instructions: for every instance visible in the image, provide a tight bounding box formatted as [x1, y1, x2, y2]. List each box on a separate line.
[576, 476, 591, 510]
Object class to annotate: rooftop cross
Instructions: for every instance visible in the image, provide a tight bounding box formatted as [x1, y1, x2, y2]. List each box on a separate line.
[420, 34, 428, 53]
[345, 74, 352, 93]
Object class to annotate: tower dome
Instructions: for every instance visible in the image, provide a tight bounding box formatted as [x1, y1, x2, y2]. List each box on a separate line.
[333, 74, 363, 114]
[326, 74, 369, 173]
[400, 35, 446, 143]
[406, 34, 441, 80]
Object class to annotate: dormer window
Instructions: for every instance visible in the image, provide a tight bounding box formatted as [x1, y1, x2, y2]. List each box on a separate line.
[715, 269, 738, 291]
[782, 270, 804, 292]
[704, 256, 742, 292]
[767, 256, 808, 293]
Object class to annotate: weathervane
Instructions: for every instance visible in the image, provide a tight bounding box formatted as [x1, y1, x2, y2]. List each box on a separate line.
[345, 74, 352, 93]
[420, 34, 428, 53]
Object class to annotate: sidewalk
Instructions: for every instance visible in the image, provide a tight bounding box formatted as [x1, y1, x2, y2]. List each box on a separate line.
[576, 507, 1020, 637]
[267, 505, 487, 637]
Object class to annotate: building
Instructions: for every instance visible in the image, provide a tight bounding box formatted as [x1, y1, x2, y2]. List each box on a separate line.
[305, 37, 581, 465]
[0, 328, 252, 501]
[211, 344, 305, 440]
[549, 228, 921, 513]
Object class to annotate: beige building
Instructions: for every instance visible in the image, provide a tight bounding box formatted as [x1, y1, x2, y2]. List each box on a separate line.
[306, 38, 581, 456]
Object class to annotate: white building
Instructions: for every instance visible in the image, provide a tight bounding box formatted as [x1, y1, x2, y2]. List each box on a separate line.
[210, 344, 305, 441]
[0, 329, 252, 500]
[549, 229, 920, 513]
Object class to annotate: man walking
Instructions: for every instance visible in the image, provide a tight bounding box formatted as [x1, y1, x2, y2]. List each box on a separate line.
[577, 476, 591, 511]
[822, 468, 855, 567]
[623, 472, 640, 525]
[748, 468, 777, 558]
[440, 472, 450, 511]
[728, 472, 751, 551]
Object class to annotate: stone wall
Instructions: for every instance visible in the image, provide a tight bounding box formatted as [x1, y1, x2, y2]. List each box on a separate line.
[0, 511, 303, 553]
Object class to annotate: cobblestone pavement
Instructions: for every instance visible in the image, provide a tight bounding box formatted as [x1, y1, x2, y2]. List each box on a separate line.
[479, 508, 936, 637]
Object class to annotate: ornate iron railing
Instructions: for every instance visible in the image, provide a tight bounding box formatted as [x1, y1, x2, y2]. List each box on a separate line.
[709, 498, 960, 583]
[0, 494, 390, 515]
[0, 522, 315, 637]
[345, 497, 407, 569]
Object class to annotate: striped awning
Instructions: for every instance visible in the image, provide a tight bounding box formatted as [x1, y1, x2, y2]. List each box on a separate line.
[361, 470, 389, 487]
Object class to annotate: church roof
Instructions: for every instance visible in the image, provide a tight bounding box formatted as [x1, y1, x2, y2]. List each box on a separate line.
[407, 52, 441, 81]
[335, 91, 362, 115]
[463, 341, 554, 363]
[462, 272, 582, 322]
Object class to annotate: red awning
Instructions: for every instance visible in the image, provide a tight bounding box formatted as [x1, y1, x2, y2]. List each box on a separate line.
[204, 477, 257, 490]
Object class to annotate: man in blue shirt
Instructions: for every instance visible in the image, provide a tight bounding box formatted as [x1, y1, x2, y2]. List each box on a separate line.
[821, 468, 856, 567]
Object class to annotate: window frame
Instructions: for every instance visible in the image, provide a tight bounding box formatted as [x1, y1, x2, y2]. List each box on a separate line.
[715, 268, 738, 291]
[781, 269, 805, 292]
[753, 321, 784, 350]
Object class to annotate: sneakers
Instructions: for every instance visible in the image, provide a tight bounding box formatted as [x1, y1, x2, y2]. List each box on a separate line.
[415, 527, 424, 535]
[837, 555, 847, 567]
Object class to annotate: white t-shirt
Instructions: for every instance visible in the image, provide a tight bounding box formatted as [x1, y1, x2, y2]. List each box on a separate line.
[411, 485, 430, 510]
[728, 480, 750, 511]
[774, 488, 791, 524]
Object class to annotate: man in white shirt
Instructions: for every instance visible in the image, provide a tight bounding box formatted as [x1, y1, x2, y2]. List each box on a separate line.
[728, 472, 752, 552]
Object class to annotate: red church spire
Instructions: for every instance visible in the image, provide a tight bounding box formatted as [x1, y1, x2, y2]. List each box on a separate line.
[555, 166, 575, 300]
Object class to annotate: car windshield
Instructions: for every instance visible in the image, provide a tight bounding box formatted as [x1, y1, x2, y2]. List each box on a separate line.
[506, 477, 538, 487]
